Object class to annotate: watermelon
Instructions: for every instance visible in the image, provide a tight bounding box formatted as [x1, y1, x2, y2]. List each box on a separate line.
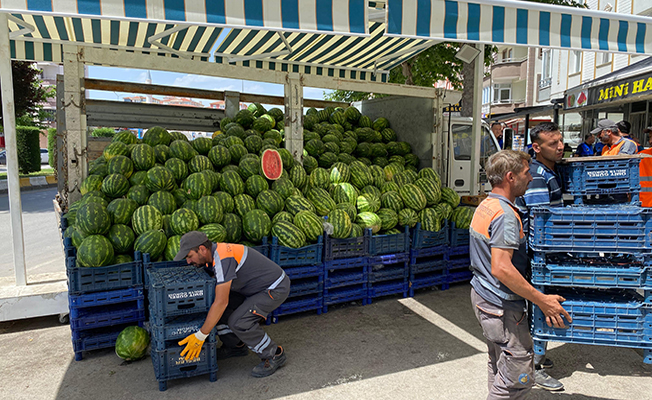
[88, 162, 108, 177]
[162, 214, 175, 237]
[253, 115, 274, 132]
[113, 130, 138, 145]
[147, 190, 177, 215]
[226, 126, 246, 141]
[248, 102, 267, 118]
[113, 254, 134, 264]
[245, 175, 268, 198]
[131, 205, 163, 236]
[101, 174, 130, 198]
[170, 140, 197, 162]
[277, 148, 294, 170]
[271, 178, 294, 200]
[349, 223, 364, 238]
[107, 224, 135, 253]
[326, 209, 352, 239]
[219, 170, 245, 197]
[272, 211, 294, 225]
[153, 144, 170, 164]
[76, 203, 111, 236]
[243, 209, 272, 243]
[267, 108, 284, 122]
[77, 235, 114, 267]
[329, 162, 351, 184]
[170, 208, 199, 236]
[239, 156, 261, 179]
[376, 208, 398, 231]
[197, 195, 223, 225]
[415, 178, 442, 205]
[234, 194, 256, 218]
[143, 126, 171, 147]
[127, 185, 150, 206]
[307, 187, 336, 216]
[289, 165, 308, 190]
[244, 135, 264, 154]
[214, 191, 235, 214]
[165, 158, 189, 182]
[452, 206, 474, 229]
[223, 213, 243, 243]
[333, 183, 358, 205]
[107, 155, 134, 178]
[261, 149, 283, 180]
[310, 168, 330, 189]
[380, 191, 404, 213]
[361, 185, 382, 199]
[80, 175, 104, 195]
[207, 146, 231, 171]
[303, 155, 318, 174]
[355, 212, 382, 234]
[188, 155, 213, 174]
[436, 202, 454, 221]
[285, 195, 315, 215]
[103, 141, 129, 161]
[107, 198, 138, 225]
[164, 235, 182, 261]
[134, 229, 167, 259]
[399, 184, 427, 211]
[129, 170, 149, 186]
[356, 193, 380, 213]
[418, 168, 442, 187]
[294, 211, 323, 242]
[349, 161, 373, 189]
[145, 166, 175, 193]
[192, 137, 213, 155]
[115, 326, 150, 361]
[441, 187, 461, 208]
[170, 131, 188, 142]
[256, 190, 285, 218]
[271, 221, 306, 249]
[419, 208, 442, 232]
[344, 107, 361, 122]
[199, 224, 227, 243]
[335, 202, 357, 221]
[182, 199, 200, 214]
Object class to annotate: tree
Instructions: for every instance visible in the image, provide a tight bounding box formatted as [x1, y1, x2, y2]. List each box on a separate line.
[0, 61, 52, 124]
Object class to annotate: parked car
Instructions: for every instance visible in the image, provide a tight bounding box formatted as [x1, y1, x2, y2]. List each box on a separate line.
[0, 149, 49, 165]
[0, 150, 5, 165]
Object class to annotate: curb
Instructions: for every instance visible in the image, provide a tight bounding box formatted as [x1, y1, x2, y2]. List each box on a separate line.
[0, 175, 57, 194]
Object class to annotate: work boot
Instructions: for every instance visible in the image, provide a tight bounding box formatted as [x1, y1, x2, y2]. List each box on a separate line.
[251, 346, 287, 378]
[534, 368, 564, 391]
[217, 343, 249, 360]
[539, 358, 554, 369]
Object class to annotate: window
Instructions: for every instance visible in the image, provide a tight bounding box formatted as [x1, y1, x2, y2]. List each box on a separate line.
[502, 48, 513, 62]
[493, 84, 512, 103]
[570, 51, 582, 74]
[601, 52, 611, 65]
[540, 49, 552, 88]
[452, 125, 498, 168]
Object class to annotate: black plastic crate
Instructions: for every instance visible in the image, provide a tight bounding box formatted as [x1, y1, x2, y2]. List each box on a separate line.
[66, 252, 144, 295]
[151, 342, 218, 391]
[148, 267, 216, 325]
[271, 236, 323, 267]
[324, 233, 369, 260]
[412, 222, 449, 249]
[149, 314, 219, 351]
[368, 226, 410, 255]
[69, 300, 146, 331]
[271, 294, 323, 322]
[71, 321, 143, 361]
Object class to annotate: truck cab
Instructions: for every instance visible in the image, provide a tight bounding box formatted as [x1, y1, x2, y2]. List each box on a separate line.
[444, 116, 501, 195]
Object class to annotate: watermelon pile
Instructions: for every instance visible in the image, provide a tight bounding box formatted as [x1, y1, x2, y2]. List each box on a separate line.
[63, 104, 472, 267]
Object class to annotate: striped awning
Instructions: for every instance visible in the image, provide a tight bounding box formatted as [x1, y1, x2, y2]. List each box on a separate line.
[214, 22, 431, 82]
[386, 0, 652, 55]
[0, 0, 369, 36]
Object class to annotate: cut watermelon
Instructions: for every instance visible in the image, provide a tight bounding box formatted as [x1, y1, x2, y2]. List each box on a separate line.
[261, 149, 283, 180]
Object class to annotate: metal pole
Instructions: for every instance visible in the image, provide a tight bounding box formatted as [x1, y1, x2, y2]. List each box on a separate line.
[0, 13, 27, 286]
[470, 44, 485, 196]
[284, 73, 304, 164]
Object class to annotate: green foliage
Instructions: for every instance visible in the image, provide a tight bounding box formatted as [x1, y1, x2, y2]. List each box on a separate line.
[0, 61, 54, 122]
[91, 127, 116, 137]
[16, 126, 42, 174]
[47, 128, 57, 169]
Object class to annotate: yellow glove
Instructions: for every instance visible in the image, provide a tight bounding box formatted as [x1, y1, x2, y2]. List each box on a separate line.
[179, 330, 208, 361]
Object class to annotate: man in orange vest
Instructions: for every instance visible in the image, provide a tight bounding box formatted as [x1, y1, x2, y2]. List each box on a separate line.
[638, 127, 652, 207]
[175, 231, 291, 377]
[594, 119, 638, 156]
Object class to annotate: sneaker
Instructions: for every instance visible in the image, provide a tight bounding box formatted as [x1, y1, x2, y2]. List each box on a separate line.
[539, 358, 554, 369]
[251, 346, 287, 378]
[534, 368, 564, 391]
[217, 344, 249, 360]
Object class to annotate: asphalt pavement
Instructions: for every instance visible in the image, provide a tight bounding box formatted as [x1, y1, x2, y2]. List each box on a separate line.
[0, 186, 65, 283]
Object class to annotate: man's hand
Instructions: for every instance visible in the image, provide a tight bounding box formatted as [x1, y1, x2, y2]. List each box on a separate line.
[537, 294, 572, 328]
[179, 331, 208, 361]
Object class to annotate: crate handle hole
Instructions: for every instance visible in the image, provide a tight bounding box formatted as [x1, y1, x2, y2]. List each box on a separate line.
[179, 365, 198, 372]
[178, 304, 197, 310]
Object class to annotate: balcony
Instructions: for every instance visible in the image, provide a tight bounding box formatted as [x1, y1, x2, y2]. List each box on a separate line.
[491, 58, 528, 81]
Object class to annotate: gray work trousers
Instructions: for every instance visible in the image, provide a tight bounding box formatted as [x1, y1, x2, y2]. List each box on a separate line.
[471, 288, 534, 400]
[227, 275, 291, 359]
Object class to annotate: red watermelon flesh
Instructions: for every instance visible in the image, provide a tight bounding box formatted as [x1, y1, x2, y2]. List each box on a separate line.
[261, 149, 283, 180]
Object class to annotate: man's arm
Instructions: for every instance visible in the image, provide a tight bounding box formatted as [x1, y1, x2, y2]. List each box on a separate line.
[200, 280, 232, 335]
[491, 247, 571, 328]
[523, 175, 552, 207]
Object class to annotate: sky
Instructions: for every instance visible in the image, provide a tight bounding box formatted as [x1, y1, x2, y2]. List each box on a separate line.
[85, 65, 335, 108]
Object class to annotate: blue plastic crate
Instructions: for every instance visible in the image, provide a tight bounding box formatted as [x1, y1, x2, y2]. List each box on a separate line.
[151, 342, 218, 391]
[533, 337, 652, 364]
[324, 233, 369, 260]
[410, 245, 448, 262]
[149, 314, 219, 350]
[147, 267, 216, 325]
[69, 300, 146, 330]
[368, 280, 408, 300]
[271, 236, 323, 267]
[62, 237, 76, 258]
[325, 269, 368, 289]
[71, 322, 143, 361]
[449, 221, 470, 247]
[449, 245, 470, 256]
[288, 275, 324, 298]
[410, 246, 447, 275]
[66, 252, 144, 295]
[532, 261, 652, 291]
[69, 287, 144, 310]
[412, 221, 449, 249]
[558, 157, 641, 202]
[446, 267, 473, 283]
[324, 256, 368, 271]
[272, 295, 323, 322]
[142, 253, 187, 286]
[533, 292, 652, 347]
[530, 206, 652, 254]
[323, 284, 369, 308]
[409, 273, 449, 297]
[368, 226, 410, 255]
[368, 254, 409, 283]
[282, 265, 323, 280]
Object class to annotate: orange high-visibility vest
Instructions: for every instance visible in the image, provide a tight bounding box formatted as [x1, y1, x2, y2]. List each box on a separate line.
[602, 138, 634, 156]
[639, 148, 652, 207]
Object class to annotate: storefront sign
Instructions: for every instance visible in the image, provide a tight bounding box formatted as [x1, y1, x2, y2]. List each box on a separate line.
[565, 68, 652, 110]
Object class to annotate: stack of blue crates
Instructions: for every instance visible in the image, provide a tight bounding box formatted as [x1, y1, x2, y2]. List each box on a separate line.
[409, 222, 449, 297]
[367, 227, 410, 302]
[269, 236, 324, 322]
[322, 233, 369, 313]
[448, 222, 472, 284]
[146, 266, 219, 391]
[531, 156, 652, 364]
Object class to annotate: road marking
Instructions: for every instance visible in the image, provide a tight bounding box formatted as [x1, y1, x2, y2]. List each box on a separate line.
[398, 297, 487, 352]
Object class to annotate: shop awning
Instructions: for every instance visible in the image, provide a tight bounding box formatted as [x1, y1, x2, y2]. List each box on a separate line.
[385, 0, 652, 55]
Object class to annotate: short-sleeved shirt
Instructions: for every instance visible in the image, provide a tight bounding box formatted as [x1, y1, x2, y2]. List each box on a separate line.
[575, 142, 594, 157]
[601, 137, 638, 155]
[470, 193, 528, 311]
[211, 243, 286, 297]
[594, 142, 605, 155]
